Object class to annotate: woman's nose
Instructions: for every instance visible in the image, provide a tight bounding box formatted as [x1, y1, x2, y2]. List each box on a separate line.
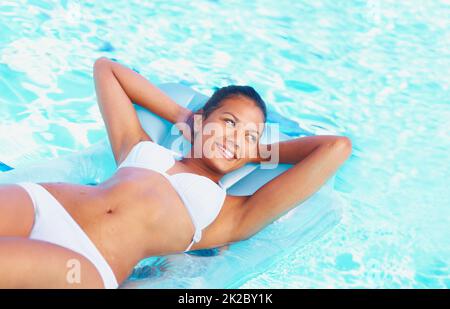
[225, 130, 244, 155]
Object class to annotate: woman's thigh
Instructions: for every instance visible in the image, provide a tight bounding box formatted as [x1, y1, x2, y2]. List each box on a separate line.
[0, 237, 104, 288]
[0, 184, 35, 237]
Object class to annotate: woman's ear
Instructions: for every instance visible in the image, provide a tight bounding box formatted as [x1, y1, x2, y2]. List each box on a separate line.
[193, 111, 203, 128]
[193, 108, 205, 124]
[185, 108, 204, 144]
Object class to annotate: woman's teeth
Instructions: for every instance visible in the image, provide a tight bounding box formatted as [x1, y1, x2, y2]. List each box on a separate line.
[216, 143, 234, 160]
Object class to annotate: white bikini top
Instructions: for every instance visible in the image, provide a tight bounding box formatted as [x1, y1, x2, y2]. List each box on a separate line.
[117, 140, 227, 252]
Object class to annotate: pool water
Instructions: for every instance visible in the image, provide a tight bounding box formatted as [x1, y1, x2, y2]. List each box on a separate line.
[1, 0, 449, 288]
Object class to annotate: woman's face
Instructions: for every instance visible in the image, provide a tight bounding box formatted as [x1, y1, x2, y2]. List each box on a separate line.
[192, 96, 265, 174]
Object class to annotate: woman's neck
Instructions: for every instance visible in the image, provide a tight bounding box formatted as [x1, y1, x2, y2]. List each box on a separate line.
[180, 152, 224, 184]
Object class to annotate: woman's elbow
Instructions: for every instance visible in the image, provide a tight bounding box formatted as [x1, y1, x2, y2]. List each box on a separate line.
[331, 136, 352, 160]
[93, 57, 111, 70]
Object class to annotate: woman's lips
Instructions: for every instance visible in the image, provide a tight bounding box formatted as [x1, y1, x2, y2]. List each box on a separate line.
[215, 142, 235, 160]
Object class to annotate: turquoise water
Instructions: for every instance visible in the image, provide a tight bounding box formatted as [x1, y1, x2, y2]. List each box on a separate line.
[1, 0, 449, 288]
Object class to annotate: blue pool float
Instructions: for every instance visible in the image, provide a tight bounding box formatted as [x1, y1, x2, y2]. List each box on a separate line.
[0, 83, 343, 288]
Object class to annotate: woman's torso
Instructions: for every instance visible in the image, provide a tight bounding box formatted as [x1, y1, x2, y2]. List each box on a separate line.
[39, 166, 198, 284]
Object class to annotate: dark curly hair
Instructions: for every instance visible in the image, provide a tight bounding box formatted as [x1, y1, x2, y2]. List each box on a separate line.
[202, 85, 267, 121]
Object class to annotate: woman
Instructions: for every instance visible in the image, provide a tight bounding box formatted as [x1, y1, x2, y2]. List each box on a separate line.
[0, 57, 352, 288]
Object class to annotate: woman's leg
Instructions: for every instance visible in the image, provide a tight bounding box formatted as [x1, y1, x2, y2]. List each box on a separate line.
[0, 184, 35, 237]
[0, 236, 104, 288]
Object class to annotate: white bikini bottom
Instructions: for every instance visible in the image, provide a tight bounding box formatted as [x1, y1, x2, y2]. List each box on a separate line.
[15, 182, 119, 289]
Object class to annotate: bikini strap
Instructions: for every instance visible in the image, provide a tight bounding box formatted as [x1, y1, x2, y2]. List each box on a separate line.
[184, 228, 202, 253]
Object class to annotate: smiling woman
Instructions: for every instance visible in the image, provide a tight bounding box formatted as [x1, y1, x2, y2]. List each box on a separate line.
[0, 56, 350, 289]
[184, 93, 268, 175]
[185, 85, 267, 147]
[1, 0, 448, 290]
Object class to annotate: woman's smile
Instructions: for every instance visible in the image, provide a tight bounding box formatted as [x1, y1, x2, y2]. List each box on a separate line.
[215, 142, 236, 161]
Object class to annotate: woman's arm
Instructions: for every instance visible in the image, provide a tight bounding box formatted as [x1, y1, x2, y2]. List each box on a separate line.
[233, 136, 352, 242]
[97, 57, 192, 124]
[93, 57, 192, 165]
[191, 135, 352, 251]
[252, 134, 346, 164]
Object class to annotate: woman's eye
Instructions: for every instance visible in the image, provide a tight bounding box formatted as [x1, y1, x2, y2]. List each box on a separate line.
[247, 134, 257, 143]
[225, 118, 235, 126]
